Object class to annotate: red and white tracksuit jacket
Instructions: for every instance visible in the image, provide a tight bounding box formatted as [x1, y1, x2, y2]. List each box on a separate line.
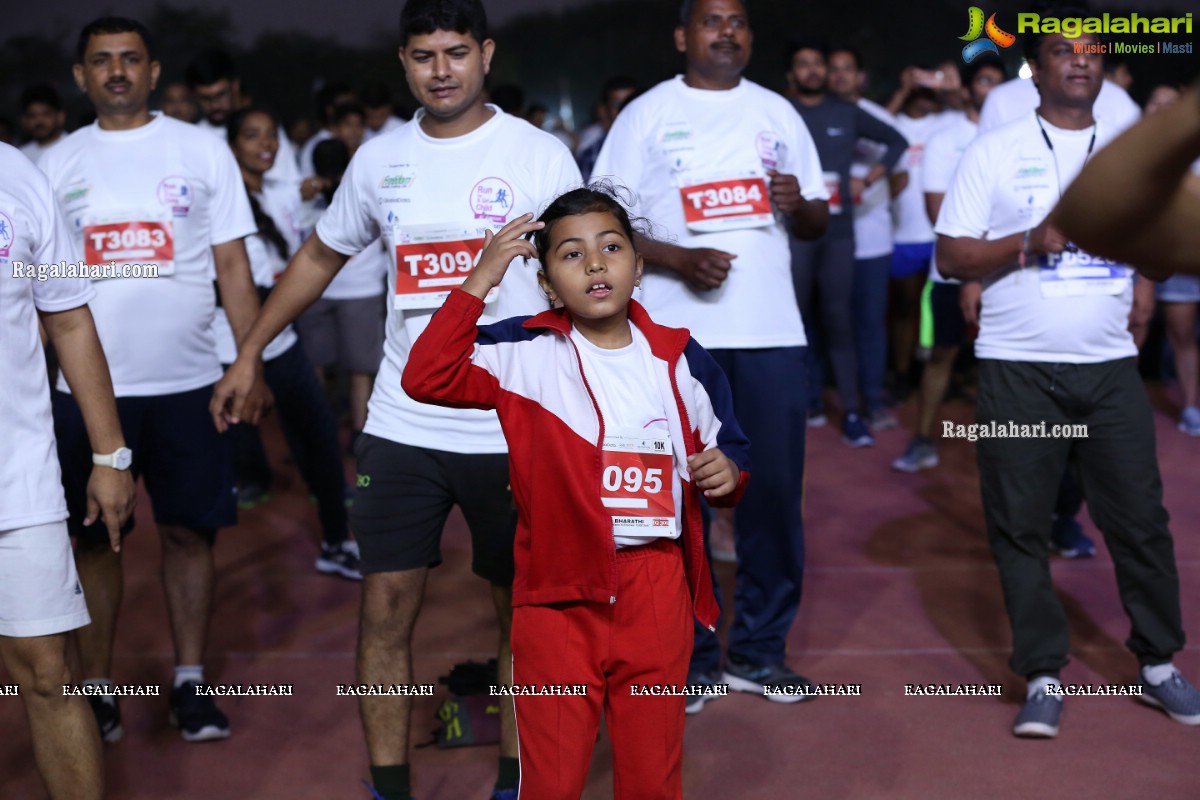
[402, 288, 750, 629]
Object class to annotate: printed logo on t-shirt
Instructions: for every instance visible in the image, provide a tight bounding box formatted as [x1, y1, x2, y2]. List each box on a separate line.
[157, 176, 193, 217]
[0, 211, 13, 258]
[470, 177, 514, 223]
[379, 174, 415, 190]
[756, 131, 787, 170]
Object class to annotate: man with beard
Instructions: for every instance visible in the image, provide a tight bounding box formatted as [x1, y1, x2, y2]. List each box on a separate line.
[786, 36, 908, 446]
[19, 84, 68, 165]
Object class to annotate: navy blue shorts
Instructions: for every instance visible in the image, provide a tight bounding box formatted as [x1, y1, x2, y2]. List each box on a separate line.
[52, 385, 236, 546]
[930, 282, 967, 347]
[891, 242, 934, 279]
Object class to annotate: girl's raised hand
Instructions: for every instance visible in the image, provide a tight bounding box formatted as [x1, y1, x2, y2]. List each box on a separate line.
[459, 213, 545, 300]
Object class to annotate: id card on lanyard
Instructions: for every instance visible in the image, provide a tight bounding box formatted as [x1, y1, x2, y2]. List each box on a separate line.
[392, 222, 495, 310]
[1038, 248, 1133, 298]
[600, 434, 676, 538]
[677, 170, 773, 234]
[83, 210, 175, 277]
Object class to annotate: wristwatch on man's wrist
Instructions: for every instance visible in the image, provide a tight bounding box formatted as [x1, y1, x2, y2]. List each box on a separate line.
[93, 447, 133, 470]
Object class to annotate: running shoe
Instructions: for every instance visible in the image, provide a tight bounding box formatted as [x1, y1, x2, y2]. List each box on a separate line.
[869, 408, 899, 431]
[806, 410, 828, 428]
[168, 681, 231, 742]
[1139, 668, 1200, 725]
[1179, 406, 1200, 437]
[722, 657, 815, 704]
[317, 540, 363, 580]
[86, 694, 123, 743]
[1050, 516, 1095, 559]
[685, 669, 724, 715]
[236, 483, 269, 510]
[842, 413, 874, 448]
[892, 438, 939, 472]
[1012, 687, 1062, 738]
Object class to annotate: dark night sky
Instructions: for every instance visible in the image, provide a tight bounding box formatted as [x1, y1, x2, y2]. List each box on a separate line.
[8, 0, 604, 46]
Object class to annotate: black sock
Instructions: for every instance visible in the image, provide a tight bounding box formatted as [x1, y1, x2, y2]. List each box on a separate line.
[495, 756, 520, 791]
[369, 764, 410, 800]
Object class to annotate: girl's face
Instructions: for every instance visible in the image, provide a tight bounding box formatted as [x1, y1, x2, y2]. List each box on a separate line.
[537, 210, 643, 343]
[232, 111, 278, 176]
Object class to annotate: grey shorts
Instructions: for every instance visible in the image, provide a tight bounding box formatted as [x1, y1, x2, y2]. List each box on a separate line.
[296, 296, 385, 373]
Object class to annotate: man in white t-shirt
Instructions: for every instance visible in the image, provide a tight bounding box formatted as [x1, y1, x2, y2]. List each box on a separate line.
[978, 72, 1140, 135]
[936, 28, 1200, 738]
[214, 2, 580, 798]
[185, 47, 300, 187]
[40, 16, 267, 746]
[19, 84, 68, 166]
[592, 0, 829, 709]
[1, 141, 136, 800]
[361, 82, 407, 142]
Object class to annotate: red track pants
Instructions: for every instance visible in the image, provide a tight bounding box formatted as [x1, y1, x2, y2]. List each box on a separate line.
[511, 537, 692, 800]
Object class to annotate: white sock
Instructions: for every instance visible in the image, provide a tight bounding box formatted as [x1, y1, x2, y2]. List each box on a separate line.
[83, 677, 112, 687]
[1142, 662, 1177, 687]
[1027, 675, 1061, 700]
[174, 665, 204, 688]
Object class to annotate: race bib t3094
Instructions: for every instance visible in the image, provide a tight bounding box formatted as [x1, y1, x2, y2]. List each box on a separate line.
[393, 222, 495, 310]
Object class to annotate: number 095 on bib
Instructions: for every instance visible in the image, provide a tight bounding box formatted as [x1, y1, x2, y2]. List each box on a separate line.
[600, 434, 677, 539]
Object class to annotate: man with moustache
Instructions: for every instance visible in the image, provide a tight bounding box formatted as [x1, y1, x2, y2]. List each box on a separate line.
[19, 84, 68, 166]
[40, 15, 266, 744]
[936, 24, 1200, 736]
[592, 0, 829, 712]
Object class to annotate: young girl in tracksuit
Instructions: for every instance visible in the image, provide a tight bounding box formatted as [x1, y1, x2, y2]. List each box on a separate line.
[403, 187, 750, 800]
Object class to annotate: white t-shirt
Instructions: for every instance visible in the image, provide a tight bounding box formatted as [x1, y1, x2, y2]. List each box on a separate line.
[891, 111, 958, 245]
[363, 115, 405, 142]
[20, 137, 63, 167]
[0, 143, 95, 529]
[316, 106, 581, 454]
[571, 325, 683, 548]
[923, 114, 979, 284]
[322, 239, 388, 300]
[935, 113, 1136, 363]
[40, 114, 257, 396]
[851, 98, 903, 260]
[212, 179, 302, 363]
[978, 78, 1140, 135]
[195, 117, 300, 185]
[592, 76, 828, 350]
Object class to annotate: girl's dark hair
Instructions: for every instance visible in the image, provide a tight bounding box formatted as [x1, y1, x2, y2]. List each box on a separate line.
[529, 183, 645, 265]
[227, 107, 290, 262]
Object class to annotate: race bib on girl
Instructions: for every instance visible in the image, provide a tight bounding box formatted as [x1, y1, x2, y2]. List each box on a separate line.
[392, 222, 496, 310]
[600, 434, 676, 539]
[678, 171, 773, 233]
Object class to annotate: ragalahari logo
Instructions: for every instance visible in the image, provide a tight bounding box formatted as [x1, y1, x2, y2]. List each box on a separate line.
[960, 7, 1016, 62]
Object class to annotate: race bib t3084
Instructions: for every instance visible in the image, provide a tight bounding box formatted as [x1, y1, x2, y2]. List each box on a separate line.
[678, 171, 773, 234]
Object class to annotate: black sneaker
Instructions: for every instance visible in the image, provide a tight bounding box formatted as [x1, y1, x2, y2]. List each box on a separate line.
[722, 656, 815, 704]
[317, 540, 362, 581]
[168, 681, 230, 742]
[684, 669, 723, 715]
[86, 694, 123, 743]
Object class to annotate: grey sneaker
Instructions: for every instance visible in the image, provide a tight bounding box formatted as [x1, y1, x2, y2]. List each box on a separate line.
[685, 669, 722, 715]
[869, 409, 899, 431]
[1139, 669, 1200, 725]
[892, 439, 939, 473]
[1179, 406, 1200, 437]
[722, 657, 814, 704]
[1012, 688, 1062, 738]
[317, 540, 362, 581]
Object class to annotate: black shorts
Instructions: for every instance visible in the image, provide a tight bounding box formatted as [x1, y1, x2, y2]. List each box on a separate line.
[930, 282, 967, 348]
[52, 386, 236, 546]
[350, 434, 516, 584]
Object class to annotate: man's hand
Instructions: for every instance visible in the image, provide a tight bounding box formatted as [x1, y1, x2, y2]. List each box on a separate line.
[687, 449, 740, 498]
[766, 169, 804, 216]
[84, 467, 135, 553]
[960, 280, 983, 327]
[674, 248, 737, 291]
[1028, 221, 1069, 256]
[210, 358, 271, 432]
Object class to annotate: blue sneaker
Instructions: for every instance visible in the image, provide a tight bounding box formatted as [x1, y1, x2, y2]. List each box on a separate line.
[1012, 687, 1062, 738]
[722, 657, 814, 704]
[491, 789, 519, 800]
[1179, 406, 1200, 437]
[361, 781, 413, 800]
[1139, 669, 1200, 725]
[1051, 516, 1095, 559]
[841, 413, 874, 448]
